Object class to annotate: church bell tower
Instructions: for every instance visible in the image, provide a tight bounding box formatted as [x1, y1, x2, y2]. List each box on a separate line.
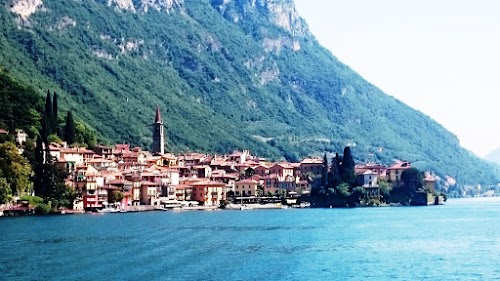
[152, 106, 165, 155]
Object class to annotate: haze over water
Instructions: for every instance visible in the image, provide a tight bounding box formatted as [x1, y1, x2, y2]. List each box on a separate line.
[1, 198, 499, 280]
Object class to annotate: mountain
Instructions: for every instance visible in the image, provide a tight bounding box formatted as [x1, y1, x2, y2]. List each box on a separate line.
[0, 0, 498, 185]
[485, 148, 500, 165]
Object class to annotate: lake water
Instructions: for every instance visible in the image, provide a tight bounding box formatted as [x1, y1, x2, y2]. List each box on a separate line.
[1, 198, 499, 281]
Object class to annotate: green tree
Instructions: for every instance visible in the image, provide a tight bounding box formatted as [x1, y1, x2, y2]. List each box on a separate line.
[0, 70, 43, 136]
[52, 91, 59, 136]
[335, 153, 342, 168]
[378, 179, 392, 202]
[348, 186, 366, 206]
[20, 195, 44, 207]
[41, 114, 50, 145]
[0, 141, 32, 195]
[401, 168, 424, 193]
[326, 182, 351, 207]
[48, 134, 62, 144]
[339, 146, 356, 187]
[33, 136, 45, 197]
[0, 177, 12, 204]
[75, 121, 97, 148]
[328, 156, 341, 190]
[64, 111, 76, 145]
[44, 90, 54, 135]
[32, 132, 67, 202]
[321, 152, 328, 189]
[335, 182, 351, 198]
[258, 185, 266, 197]
[109, 190, 124, 203]
[35, 201, 52, 214]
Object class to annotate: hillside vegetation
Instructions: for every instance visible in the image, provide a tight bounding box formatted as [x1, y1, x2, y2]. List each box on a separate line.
[0, 0, 498, 185]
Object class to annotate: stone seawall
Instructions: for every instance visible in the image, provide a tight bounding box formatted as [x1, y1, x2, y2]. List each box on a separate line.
[125, 205, 159, 212]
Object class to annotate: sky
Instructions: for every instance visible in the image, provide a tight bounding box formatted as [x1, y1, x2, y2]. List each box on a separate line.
[294, 0, 500, 157]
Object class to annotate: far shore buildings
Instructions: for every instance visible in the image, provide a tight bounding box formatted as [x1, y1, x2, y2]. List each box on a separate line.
[36, 107, 438, 210]
[50, 108, 315, 211]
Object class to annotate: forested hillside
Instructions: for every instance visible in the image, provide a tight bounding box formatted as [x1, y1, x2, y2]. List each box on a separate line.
[0, 0, 498, 185]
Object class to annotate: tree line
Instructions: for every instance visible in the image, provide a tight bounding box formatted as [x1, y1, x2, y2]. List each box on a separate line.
[315, 146, 439, 206]
[0, 73, 90, 212]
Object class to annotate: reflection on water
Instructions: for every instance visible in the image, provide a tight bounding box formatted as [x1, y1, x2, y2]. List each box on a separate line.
[0, 197, 499, 281]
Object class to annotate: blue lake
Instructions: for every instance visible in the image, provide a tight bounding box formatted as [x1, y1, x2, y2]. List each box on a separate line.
[1, 197, 499, 281]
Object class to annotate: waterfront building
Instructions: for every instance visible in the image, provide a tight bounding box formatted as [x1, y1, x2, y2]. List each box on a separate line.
[387, 161, 411, 188]
[235, 179, 260, 197]
[191, 181, 227, 206]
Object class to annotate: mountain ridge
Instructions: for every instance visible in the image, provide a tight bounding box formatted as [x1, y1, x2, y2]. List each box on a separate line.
[484, 148, 500, 165]
[0, 0, 498, 185]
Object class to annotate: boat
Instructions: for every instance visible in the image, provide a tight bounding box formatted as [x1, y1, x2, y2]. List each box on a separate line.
[240, 205, 254, 210]
[239, 195, 253, 210]
[97, 207, 119, 213]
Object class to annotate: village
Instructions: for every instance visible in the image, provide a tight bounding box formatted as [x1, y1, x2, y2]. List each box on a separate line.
[38, 107, 438, 213]
[0, 107, 440, 216]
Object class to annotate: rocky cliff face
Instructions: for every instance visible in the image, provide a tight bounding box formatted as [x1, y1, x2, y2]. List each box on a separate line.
[212, 0, 308, 37]
[9, 0, 43, 21]
[255, 0, 308, 36]
[107, 0, 136, 12]
[106, 0, 184, 12]
[212, 0, 308, 55]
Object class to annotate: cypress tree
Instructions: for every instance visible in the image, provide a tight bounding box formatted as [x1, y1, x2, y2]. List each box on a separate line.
[328, 156, 341, 189]
[52, 91, 59, 136]
[321, 153, 328, 189]
[64, 111, 76, 145]
[335, 152, 342, 168]
[45, 90, 54, 134]
[33, 136, 45, 197]
[339, 146, 356, 187]
[41, 114, 50, 145]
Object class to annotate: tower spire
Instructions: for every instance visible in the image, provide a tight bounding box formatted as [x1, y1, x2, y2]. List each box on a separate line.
[152, 106, 165, 155]
[154, 105, 162, 124]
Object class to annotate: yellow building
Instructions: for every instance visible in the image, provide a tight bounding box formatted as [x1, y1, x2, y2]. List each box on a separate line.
[387, 161, 411, 188]
[235, 179, 260, 197]
[192, 181, 227, 206]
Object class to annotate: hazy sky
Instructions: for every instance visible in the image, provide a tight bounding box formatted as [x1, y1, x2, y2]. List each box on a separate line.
[294, 0, 500, 157]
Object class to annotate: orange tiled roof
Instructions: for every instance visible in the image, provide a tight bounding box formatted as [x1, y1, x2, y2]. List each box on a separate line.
[191, 181, 226, 187]
[236, 179, 259, 184]
[108, 179, 133, 185]
[388, 161, 411, 170]
[301, 158, 323, 164]
[141, 181, 159, 186]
